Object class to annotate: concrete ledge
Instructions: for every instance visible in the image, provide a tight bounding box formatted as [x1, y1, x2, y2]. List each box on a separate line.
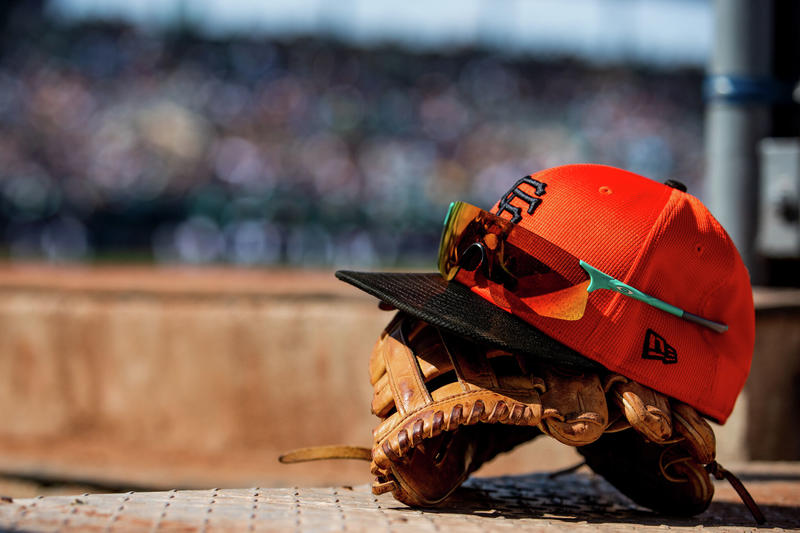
[0, 265, 797, 492]
[0, 265, 387, 490]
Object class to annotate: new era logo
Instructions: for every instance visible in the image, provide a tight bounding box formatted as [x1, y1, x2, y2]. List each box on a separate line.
[642, 329, 677, 364]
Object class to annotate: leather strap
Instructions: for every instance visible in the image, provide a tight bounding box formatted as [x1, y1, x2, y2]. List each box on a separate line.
[706, 461, 766, 525]
[278, 445, 371, 463]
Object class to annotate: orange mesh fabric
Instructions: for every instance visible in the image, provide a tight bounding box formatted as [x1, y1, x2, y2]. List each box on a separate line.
[456, 164, 754, 423]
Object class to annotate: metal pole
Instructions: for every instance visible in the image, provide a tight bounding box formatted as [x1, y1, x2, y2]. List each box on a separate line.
[705, 0, 773, 274]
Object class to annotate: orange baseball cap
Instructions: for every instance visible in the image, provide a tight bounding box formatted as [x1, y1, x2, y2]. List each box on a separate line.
[337, 164, 755, 423]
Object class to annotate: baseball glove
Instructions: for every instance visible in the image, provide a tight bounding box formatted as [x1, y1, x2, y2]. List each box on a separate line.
[281, 311, 764, 522]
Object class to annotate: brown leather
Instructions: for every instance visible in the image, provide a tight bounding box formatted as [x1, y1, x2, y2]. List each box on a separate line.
[281, 311, 761, 519]
[609, 378, 673, 443]
[578, 429, 714, 517]
[278, 445, 372, 463]
[706, 461, 766, 524]
[365, 312, 730, 514]
[538, 366, 608, 446]
[672, 400, 716, 464]
[369, 312, 546, 505]
[383, 424, 542, 506]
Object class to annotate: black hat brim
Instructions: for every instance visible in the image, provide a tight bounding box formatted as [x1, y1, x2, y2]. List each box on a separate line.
[335, 270, 603, 371]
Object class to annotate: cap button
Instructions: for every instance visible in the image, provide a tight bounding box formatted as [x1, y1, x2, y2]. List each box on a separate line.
[664, 179, 687, 192]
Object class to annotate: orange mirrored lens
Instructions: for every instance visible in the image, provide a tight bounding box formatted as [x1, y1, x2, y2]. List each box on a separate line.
[438, 202, 484, 280]
[438, 201, 591, 320]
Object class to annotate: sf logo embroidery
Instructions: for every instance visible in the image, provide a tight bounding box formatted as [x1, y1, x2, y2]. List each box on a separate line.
[642, 329, 677, 364]
[496, 176, 547, 223]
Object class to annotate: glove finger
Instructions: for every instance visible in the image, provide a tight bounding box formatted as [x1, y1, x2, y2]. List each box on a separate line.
[371, 342, 453, 417]
[610, 380, 672, 443]
[369, 312, 406, 385]
[601, 374, 631, 432]
[376, 430, 470, 506]
[374, 424, 541, 507]
[672, 401, 716, 464]
[539, 366, 608, 446]
[579, 429, 714, 517]
[370, 312, 547, 507]
[370, 314, 456, 417]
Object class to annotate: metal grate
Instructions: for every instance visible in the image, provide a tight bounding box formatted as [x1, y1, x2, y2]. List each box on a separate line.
[0, 470, 798, 532]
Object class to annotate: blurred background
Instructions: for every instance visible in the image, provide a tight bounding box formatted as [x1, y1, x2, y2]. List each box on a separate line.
[0, 0, 798, 499]
[1, 0, 711, 268]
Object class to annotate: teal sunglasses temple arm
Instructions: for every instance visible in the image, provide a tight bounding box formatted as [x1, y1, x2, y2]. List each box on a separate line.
[579, 261, 729, 334]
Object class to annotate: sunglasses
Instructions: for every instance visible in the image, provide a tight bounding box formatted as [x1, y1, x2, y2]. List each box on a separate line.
[437, 201, 728, 334]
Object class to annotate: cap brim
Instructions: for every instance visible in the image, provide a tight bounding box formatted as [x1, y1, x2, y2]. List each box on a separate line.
[335, 270, 603, 371]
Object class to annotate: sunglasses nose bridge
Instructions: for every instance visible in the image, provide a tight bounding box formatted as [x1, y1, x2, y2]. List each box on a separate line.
[459, 242, 487, 272]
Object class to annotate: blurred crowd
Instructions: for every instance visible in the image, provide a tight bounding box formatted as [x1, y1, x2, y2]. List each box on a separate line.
[0, 15, 704, 266]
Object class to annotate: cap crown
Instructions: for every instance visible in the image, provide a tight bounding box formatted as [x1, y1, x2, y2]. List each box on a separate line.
[466, 164, 754, 423]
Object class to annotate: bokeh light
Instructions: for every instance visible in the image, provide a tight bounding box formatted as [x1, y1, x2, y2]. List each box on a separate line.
[0, 2, 706, 266]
